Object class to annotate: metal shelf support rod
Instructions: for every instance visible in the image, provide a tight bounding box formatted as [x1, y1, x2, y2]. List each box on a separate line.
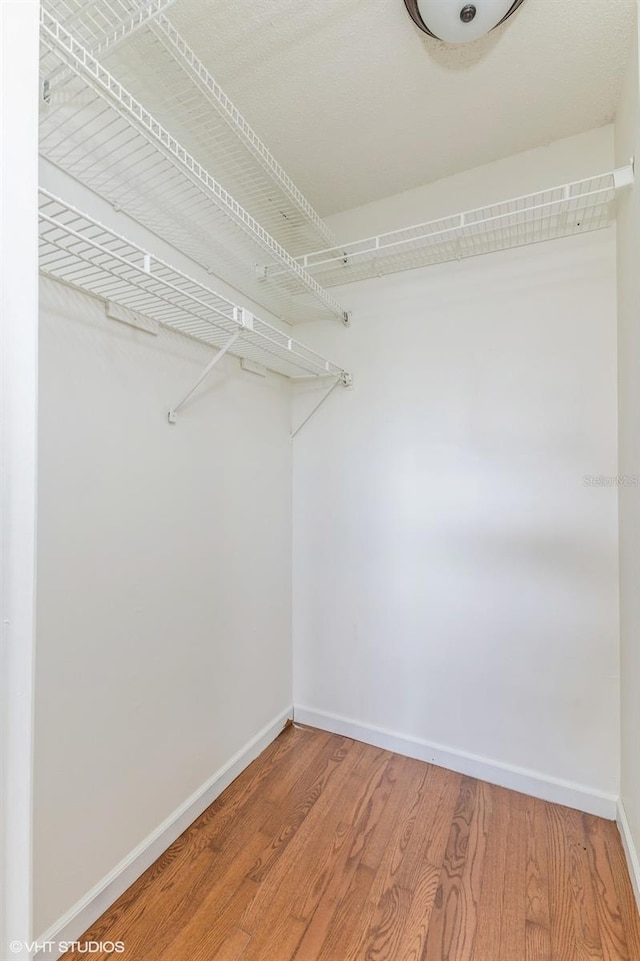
[168, 328, 241, 423]
[292, 377, 343, 439]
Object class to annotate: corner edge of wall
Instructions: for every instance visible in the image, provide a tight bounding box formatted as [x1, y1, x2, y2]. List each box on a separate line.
[617, 799, 640, 913]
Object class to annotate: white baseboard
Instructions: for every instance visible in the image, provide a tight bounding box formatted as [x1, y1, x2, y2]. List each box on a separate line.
[617, 800, 640, 912]
[294, 706, 617, 820]
[34, 707, 292, 960]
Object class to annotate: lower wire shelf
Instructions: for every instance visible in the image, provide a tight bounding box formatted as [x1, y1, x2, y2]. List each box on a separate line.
[39, 189, 351, 386]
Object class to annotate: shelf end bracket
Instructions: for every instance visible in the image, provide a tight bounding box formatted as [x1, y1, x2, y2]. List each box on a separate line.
[614, 160, 635, 189]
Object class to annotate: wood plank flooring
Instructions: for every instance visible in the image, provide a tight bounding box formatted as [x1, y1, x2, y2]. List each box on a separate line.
[63, 724, 640, 961]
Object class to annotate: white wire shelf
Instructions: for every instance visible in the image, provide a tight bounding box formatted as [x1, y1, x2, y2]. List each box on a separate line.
[42, 0, 177, 68]
[285, 168, 634, 288]
[42, 0, 335, 256]
[39, 189, 351, 385]
[112, 15, 337, 255]
[39, 9, 349, 327]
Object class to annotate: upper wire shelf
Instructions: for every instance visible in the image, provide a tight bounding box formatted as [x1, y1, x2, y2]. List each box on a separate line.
[41, 0, 337, 256]
[283, 167, 634, 288]
[42, 0, 176, 67]
[39, 8, 349, 327]
[39, 189, 350, 384]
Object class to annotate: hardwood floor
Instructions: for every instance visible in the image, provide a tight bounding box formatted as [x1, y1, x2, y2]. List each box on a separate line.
[64, 724, 640, 961]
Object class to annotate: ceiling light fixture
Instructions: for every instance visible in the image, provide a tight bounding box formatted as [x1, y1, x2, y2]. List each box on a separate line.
[404, 0, 526, 43]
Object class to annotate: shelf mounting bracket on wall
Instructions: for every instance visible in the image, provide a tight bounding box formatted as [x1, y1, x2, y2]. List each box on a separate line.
[614, 159, 635, 188]
[291, 372, 352, 439]
[168, 326, 242, 423]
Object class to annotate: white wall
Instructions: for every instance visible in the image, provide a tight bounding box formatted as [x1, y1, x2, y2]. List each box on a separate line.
[34, 278, 293, 937]
[293, 129, 620, 813]
[0, 3, 39, 955]
[34, 118, 625, 942]
[327, 126, 615, 243]
[615, 2, 640, 902]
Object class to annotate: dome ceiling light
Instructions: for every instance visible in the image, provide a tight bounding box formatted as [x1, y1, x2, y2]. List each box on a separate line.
[404, 0, 526, 43]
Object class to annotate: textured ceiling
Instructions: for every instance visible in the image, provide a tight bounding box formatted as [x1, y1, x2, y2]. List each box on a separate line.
[169, 0, 635, 216]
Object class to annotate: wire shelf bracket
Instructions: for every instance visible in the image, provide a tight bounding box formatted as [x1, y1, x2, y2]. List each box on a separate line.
[38, 189, 352, 417]
[168, 327, 241, 423]
[281, 165, 635, 288]
[291, 373, 352, 439]
[614, 160, 635, 188]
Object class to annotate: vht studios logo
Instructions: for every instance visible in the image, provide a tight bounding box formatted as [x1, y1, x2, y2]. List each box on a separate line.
[9, 941, 125, 954]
